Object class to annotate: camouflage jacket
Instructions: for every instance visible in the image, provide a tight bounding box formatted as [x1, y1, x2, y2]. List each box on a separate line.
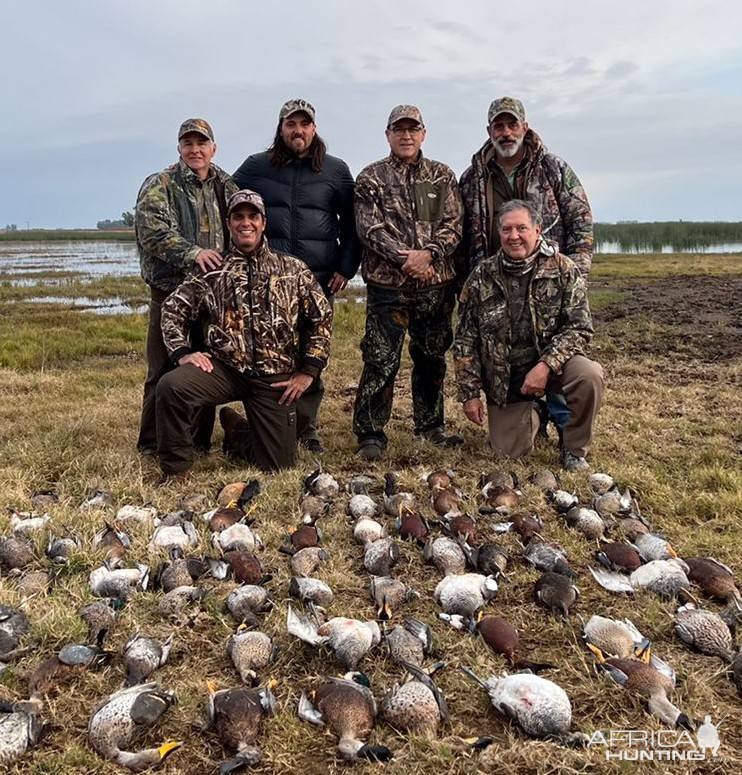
[459, 130, 593, 278]
[135, 160, 239, 291]
[453, 239, 593, 407]
[161, 240, 333, 378]
[355, 153, 463, 289]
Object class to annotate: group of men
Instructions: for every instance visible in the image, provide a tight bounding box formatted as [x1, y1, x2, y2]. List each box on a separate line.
[134, 96, 604, 481]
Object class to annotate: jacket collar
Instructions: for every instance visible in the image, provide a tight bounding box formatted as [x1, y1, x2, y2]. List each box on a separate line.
[177, 158, 216, 185]
[229, 238, 271, 265]
[494, 238, 560, 279]
[387, 151, 423, 170]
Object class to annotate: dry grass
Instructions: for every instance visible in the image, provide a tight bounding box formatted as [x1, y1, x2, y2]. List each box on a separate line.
[1, 254, 741, 774]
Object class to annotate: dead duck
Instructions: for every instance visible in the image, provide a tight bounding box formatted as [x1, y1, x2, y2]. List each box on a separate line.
[443, 513, 478, 544]
[158, 548, 192, 593]
[385, 618, 432, 668]
[223, 551, 267, 585]
[206, 682, 276, 773]
[395, 510, 429, 544]
[228, 629, 274, 686]
[116, 505, 158, 524]
[565, 507, 606, 540]
[347, 494, 377, 521]
[216, 478, 260, 510]
[616, 517, 650, 540]
[530, 469, 559, 492]
[423, 536, 466, 576]
[31, 489, 58, 511]
[435, 573, 498, 618]
[464, 541, 509, 579]
[46, 530, 81, 564]
[383, 473, 417, 517]
[91, 522, 130, 562]
[149, 521, 199, 552]
[212, 521, 262, 553]
[593, 487, 633, 518]
[123, 633, 174, 686]
[304, 467, 340, 499]
[300, 494, 330, 525]
[461, 667, 585, 745]
[347, 474, 376, 495]
[177, 492, 209, 512]
[730, 652, 742, 695]
[550, 490, 579, 513]
[290, 547, 330, 578]
[0, 700, 45, 766]
[0, 605, 30, 662]
[381, 662, 448, 739]
[81, 488, 113, 511]
[589, 558, 692, 598]
[79, 601, 117, 647]
[479, 470, 516, 490]
[87, 683, 181, 770]
[29, 644, 110, 697]
[157, 586, 206, 621]
[289, 576, 334, 608]
[684, 557, 739, 602]
[522, 539, 574, 578]
[596, 541, 642, 573]
[589, 648, 693, 730]
[205, 506, 245, 533]
[298, 673, 392, 761]
[493, 512, 543, 542]
[480, 484, 520, 513]
[475, 613, 554, 671]
[588, 473, 614, 495]
[633, 533, 677, 562]
[353, 517, 386, 547]
[279, 524, 321, 555]
[0, 535, 35, 571]
[674, 603, 736, 662]
[431, 487, 462, 518]
[363, 537, 400, 577]
[424, 469, 455, 490]
[8, 510, 50, 536]
[89, 562, 149, 602]
[370, 577, 416, 620]
[582, 615, 650, 660]
[15, 570, 50, 598]
[227, 585, 273, 626]
[534, 572, 579, 618]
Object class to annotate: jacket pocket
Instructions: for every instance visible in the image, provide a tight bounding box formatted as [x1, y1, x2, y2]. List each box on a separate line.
[413, 182, 445, 222]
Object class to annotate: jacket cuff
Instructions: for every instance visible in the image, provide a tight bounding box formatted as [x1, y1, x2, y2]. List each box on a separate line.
[423, 244, 441, 262]
[458, 387, 482, 404]
[300, 357, 325, 379]
[540, 354, 563, 375]
[170, 347, 192, 366]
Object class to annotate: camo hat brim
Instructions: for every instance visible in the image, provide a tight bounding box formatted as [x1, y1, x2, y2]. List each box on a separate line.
[487, 97, 526, 125]
[279, 99, 316, 122]
[387, 104, 424, 128]
[178, 118, 215, 141]
[227, 190, 266, 218]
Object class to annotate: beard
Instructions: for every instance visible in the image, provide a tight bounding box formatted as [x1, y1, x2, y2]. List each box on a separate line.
[494, 135, 524, 159]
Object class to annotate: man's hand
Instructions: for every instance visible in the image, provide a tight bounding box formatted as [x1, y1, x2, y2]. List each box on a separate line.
[463, 397, 486, 426]
[521, 361, 551, 396]
[195, 249, 223, 272]
[328, 272, 349, 294]
[399, 249, 433, 280]
[274, 372, 314, 406]
[178, 351, 213, 372]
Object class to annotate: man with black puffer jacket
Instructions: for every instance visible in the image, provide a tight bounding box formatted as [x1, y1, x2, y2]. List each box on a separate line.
[233, 99, 360, 454]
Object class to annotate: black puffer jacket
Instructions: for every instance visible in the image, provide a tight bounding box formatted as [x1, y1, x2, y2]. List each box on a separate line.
[233, 151, 360, 291]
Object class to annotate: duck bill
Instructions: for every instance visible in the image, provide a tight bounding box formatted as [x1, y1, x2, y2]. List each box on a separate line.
[158, 740, 182, 760]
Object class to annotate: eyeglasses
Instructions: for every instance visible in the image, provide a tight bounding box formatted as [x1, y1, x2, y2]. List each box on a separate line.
[390, 125, 424, 135]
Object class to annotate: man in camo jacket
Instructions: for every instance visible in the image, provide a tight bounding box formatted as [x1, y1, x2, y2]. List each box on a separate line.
[135, 118, 238, 456]
[454, 199, 603, 471]
[156, 189, 332, 477]
[352, 105, 464, 461]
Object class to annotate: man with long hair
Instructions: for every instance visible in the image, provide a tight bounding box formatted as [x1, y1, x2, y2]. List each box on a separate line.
[231, 99, 359, 454]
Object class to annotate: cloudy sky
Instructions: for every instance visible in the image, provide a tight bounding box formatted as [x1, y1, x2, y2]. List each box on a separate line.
[3, 0, 741, 228]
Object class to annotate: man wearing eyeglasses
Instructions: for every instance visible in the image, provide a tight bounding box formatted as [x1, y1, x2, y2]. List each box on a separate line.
[352, 105, 464, 461]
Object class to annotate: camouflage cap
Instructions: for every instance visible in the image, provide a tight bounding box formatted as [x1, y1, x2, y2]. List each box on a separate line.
[178, 118, 215, 141]
[387, 104, 424, 128]
[487, 97, 526, 125]
[227, 189, 266, 218]
[279, 98, 316, 122]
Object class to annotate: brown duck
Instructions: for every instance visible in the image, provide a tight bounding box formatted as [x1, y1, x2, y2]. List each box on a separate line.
[476, 613, 554, 672]
[684, 557, 740, 603]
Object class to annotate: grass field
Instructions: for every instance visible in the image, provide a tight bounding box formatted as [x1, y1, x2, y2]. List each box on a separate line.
[0, 253, 740, 773]
[0, 229, 135, 242]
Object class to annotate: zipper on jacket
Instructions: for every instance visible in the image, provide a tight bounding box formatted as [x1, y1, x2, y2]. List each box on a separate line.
[246, 259, 259, 373]
[290, 163, 299, 255]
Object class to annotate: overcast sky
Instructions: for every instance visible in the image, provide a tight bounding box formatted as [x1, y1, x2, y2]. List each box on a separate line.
[3, 0, 741, 228]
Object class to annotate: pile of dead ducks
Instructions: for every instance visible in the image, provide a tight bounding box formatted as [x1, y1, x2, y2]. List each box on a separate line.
[1, 464, 740, 770]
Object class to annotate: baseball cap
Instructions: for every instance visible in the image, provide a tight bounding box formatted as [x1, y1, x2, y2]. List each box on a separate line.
[488, 97, 526, 125]
[279, 99, 316, 122]
[387, 104, 424, 128]
[227, 190, 266, 218]
[177, 118, 215, 141]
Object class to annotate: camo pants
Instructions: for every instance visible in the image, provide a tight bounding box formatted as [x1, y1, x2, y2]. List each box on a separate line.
[353, 283, 456, 444]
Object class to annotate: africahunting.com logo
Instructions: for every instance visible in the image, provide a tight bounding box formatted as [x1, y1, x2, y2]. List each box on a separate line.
[588, 716, 724, 762]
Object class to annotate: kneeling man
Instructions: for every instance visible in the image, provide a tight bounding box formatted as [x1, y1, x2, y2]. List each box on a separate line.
[156, 189, 333, 477]
[453, 199, 603, 471]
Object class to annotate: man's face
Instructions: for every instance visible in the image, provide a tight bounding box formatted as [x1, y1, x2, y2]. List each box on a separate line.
[229, 205, 265, 252]
[498, 208, 541, 260]
[488, 113, 528, 159]
[178, 132, 216, 174]
[386, 118, 426, 162]
[280, 111, 316, 157]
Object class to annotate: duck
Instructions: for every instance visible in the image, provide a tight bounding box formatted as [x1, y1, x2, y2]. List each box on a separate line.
[0, 700, 45, 766]
[30, 490, 58, 510]
[423, 536, 466, 576]
[9, 510, 50, 537]
[81, 488, 113, 511]
[385, 618, 432, 668]
[353, 518, 386, 547]
[123, 633, 174, 686]
[589, 558, 691, 599]
[730, 652, 742, 695]
[582, 615, 651, 660]
[381, 662, 448, 739]
[79, 601, 117, 647]
[206, 681, 276, 773]
[364, 537, 400, 577]
[593, 487, 633, 518]
[0, 535, 35, 571]
[304, 468, 340, 499]
[684, 557, 739, 602]
[588, 473, 614, 495]
[300, 494, 330, 525]
[279, 524, 321, 555]
[431, 487, 463, 518]
[158, 548, 193, 593]
[395, 510, 429, 544]
[298, 673, 392, 761]
[157, 586, 206, 621]
[549, 490, 579, 513]
[383, 473, 417, 517]
[177, 492, 209, 513]
[534, 572, 579, 618]
[149, 521, 199, 552]
[530, 469, 559, 492]
[347, 494, 377, 521]
[434, 573, 498, 617]
[461, 667, 585, 745]
[29, 644, 110, 697]
[522, 539, 575, 578]
[216, 482, 247, 508]
[674, 603, 736, 662]
[290, 547, 330, 578]
[46, 530, 81, 565]
[228, 629, 274, 686]
[87, 683, 181, 770]
[227, 585, 273, 626]
[15, 570, 50, 598]
[596, 541, 642, 573]
[464, 541, 510, 579]
[494, 512, 543, 542]
[632, 533, 677, 562]
[565, 507, 606, 540]
[480, 483, 520, 513]
[616, 517, 650, 540]
[589, 648, 693, 730]
[289, 576, 334, 608]
[370, 577, 416, 620]
[443, 513, 477, 544]
[424, 469, 455, 490]
[205, 506, 245, 533]
[89, 562, 149, 602]
[91, 522, 130, 562]
[474, 613, 554, 671]
[223, 551, 267, 585]
[479, 470, 516, 490]
[0, 605, 30, 662]
[212, 521, 262, 553]
[347, 474, 376, 495]
[116, 505, 158, 524]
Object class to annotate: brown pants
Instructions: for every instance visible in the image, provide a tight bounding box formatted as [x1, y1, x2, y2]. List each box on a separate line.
[155, 360, 297, 474]
[487, 355, 604, 458]
[138, 286, 215, 453]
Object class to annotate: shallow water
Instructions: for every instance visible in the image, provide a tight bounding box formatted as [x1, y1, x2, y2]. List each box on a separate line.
[22, 296, 148, 315]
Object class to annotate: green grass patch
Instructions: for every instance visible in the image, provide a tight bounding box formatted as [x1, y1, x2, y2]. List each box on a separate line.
[0, 229, 135, 241]
[592, 251, 742, 278]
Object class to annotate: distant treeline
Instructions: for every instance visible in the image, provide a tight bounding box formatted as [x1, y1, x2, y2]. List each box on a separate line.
[0, 229, 135, 242]
[595, 221, 742, 251]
